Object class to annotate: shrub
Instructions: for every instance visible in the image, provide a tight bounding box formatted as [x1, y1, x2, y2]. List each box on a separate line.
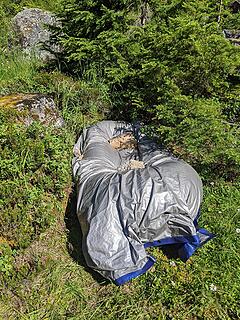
[150, 97, 240, 181]
[54, 0, 240, 180]
[0, 108, 72, 276]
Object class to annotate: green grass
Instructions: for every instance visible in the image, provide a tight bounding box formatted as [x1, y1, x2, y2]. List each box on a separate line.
[0, 182, 239, 320]
[0, 50, 107, 134]
[0, 51, 42, 96]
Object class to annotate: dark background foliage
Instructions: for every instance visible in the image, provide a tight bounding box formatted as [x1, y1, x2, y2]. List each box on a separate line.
[55, 0, 240, 181]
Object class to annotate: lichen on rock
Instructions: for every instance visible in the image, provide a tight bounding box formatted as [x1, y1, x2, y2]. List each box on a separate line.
[0, 93, 64, 127]
[11, 8, 61, 61]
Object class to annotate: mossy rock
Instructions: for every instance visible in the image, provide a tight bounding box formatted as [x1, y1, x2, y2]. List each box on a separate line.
[0, 93, 64, 127]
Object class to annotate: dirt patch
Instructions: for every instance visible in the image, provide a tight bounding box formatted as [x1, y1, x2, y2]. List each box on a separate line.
[109, 133, 137, 150]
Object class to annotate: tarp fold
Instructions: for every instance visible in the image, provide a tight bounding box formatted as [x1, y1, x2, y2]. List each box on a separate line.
[72, 121, 213, 285]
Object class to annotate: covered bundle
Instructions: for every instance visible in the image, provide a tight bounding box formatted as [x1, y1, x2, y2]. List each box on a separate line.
[72, 121, 213, 285]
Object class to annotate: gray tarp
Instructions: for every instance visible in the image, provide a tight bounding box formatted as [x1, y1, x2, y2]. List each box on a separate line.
[72, 121, 213, 285]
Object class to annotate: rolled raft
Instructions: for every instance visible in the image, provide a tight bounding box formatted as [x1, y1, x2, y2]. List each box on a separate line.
[72, 121, 213, 285]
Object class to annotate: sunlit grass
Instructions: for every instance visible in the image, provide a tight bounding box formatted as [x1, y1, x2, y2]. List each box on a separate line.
[0, 51, 42, 95]
[0, 182, 239, 320]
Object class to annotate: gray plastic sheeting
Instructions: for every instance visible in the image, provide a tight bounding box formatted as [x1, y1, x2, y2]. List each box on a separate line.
[72, 121, 213, 285]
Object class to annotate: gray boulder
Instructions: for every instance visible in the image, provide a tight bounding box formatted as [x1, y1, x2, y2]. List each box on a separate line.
[12, 8, 61, 61]
[0, 93, 64, 127]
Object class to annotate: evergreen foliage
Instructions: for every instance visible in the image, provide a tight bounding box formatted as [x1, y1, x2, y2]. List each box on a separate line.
[55, 0, 240, 180]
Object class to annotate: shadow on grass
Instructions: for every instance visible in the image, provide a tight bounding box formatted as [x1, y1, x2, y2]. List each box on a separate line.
[64, 190, 110, 285]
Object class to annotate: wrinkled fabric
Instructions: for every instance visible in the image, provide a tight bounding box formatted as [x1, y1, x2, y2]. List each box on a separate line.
[72, 121, 213, 285]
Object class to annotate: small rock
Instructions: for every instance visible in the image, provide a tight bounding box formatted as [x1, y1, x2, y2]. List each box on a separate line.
[0, 93, 64, 127]
[129, 160, 145, 169]
[12, 8, 61, 61]
[209, 283, 217, 292]
[223, 29, 240, 46]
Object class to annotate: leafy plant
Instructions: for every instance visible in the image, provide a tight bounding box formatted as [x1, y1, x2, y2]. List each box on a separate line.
[54, 0, 240, 180]
[0, 109, 72, 255]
